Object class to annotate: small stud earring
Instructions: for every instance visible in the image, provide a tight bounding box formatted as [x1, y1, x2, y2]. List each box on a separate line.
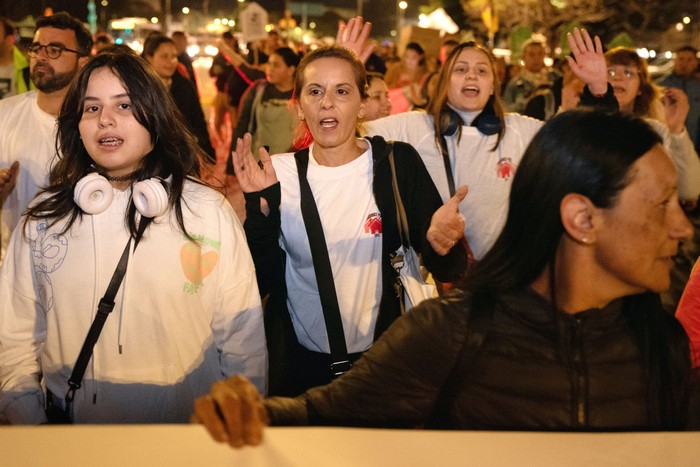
[298, 114, 305, 121]
[581, 236, 589, 244]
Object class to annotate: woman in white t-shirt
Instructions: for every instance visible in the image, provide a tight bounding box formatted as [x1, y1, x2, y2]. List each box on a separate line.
[232, 45, 469, 396]
[338, 20, 618, 260]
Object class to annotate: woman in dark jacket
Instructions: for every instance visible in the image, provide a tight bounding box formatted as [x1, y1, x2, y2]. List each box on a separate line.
[142, 34, 215, 163]
[195, 109, 699, 445]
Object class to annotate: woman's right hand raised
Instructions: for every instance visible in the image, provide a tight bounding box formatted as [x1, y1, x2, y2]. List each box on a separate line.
[232, 133, 278, 193]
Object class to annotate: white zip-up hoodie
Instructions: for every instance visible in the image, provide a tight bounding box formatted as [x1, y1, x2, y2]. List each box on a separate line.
[0, 181, 267, 424]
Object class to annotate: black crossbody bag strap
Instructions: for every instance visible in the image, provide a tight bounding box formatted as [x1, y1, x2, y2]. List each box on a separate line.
[440, 135, 457, 198]
[64, 219, 148, 410]
[387, 145, 411, 249]
[294, 151, 351, 378]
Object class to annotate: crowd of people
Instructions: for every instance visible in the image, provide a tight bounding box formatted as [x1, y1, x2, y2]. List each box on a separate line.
[0, 12, 699, 445]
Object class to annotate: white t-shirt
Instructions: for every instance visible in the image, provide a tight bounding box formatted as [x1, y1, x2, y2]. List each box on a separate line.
[0, 91, 57, 263]
[272, 141, 383, 354]
[366, 111, 543, 258]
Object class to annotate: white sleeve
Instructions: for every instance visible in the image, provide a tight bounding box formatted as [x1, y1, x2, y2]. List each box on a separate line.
[364, 112, 424, 143]
[0, 225, 48, 425]
[666, 128, 700, 201]
[650, 119, 700, 201]
[211, 202, 268, 395]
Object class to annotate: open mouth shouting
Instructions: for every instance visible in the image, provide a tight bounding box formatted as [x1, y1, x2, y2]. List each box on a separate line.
[319, 117, 339, 130]
[462, 85, 480, 97]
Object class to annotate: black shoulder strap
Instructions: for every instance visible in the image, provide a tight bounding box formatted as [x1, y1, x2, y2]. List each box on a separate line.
[64, 219, 148, 410]
[294, 150, 351, 377]
[439, 135, 457, 198]
[387, 144, 410, 249]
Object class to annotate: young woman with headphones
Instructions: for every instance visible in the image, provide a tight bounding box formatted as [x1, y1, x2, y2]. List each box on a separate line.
[0, 51, 267, 424]
[342, 21, 617, 261]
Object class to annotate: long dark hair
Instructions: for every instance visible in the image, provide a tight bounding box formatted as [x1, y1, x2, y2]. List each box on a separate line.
[24, 51, 202, 238]
[467, 109, 689, 428]
[469, 110, 661, 292]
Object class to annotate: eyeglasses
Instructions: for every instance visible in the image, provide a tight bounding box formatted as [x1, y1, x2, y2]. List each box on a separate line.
[607, 67, 639, 80]
[27, 43, 84, 59]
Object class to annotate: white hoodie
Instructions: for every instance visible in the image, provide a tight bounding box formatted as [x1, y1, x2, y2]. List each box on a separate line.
[0, 181, 267, 424]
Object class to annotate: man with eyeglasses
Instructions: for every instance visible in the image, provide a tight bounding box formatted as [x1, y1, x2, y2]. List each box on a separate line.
[0, 12, 91, 264]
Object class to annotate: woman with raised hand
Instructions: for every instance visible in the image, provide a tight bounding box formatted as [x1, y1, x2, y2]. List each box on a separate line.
[195, 110, 698, 445]
[341, 19, 617, 261]
[593, 47, 700, 206]
[0, 51, 266, 424]
[231, 45, 468, 396]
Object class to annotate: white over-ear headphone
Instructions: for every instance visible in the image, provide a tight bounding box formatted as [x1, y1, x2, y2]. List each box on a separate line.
[73, 172, 169, 218]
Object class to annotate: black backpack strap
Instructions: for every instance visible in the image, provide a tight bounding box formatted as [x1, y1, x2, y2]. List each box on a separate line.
[294, 150, 351, 378]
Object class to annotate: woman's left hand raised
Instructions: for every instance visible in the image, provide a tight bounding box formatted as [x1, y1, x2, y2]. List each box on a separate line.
[566, 28, 608, 96]
[427, 185, 467, 256]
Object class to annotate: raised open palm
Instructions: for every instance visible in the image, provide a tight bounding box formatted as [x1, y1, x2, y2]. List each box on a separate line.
[232, 133, 278, 193]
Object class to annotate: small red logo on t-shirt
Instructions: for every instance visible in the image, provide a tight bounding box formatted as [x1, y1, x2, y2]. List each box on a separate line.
[496, 157, 516, 180]
[364, 213, 382, 236]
